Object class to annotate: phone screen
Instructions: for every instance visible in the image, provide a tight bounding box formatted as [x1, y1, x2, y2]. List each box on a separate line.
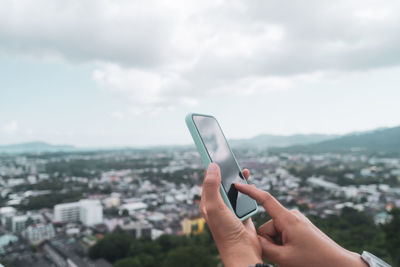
[193, 115, 257, 218]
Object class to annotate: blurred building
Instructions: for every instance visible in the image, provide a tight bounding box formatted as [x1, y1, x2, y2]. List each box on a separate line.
[120, 219, 152, 239]
[41, 240, 112, 267]
[1, 211, 44, 233]
[80, 200, 103, 226]
[54, 202, 81, 223]
[22, 223, 55, 244]
[0, 207, 16, 230]
[181, 217, 205, 236]
[11, 215, 28, 232]
[119, 202, 147, 216]
[54, 199, 103, 226]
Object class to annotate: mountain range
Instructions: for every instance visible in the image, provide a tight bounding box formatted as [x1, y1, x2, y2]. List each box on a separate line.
[1, 125, 399, 154]
[230, 134, 338, 148]
[0, 141, 75, 153]
[271, 126, 400, 154]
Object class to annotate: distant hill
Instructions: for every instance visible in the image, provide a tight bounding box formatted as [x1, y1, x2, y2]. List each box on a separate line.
[4, 126, 399, 154]
[0, 141, 75, 153]
[230, 134, 338, 149]
[271, 126, 400, 154]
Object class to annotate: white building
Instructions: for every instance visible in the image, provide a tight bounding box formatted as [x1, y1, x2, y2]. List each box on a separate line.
[3, 212, 43, 233]
[53, 199, 103, 226]
[54, 202, 81, 223]
[27, 175, 37, 184]
[0, 207, 16, 230]
[119, 202, 147, 216]
[22, 223, 55, 244]
[7, 178, 25, 187]
[80, 200, 103, 226]
[11, 215, 28, 233]
[307, 177, 339, 191]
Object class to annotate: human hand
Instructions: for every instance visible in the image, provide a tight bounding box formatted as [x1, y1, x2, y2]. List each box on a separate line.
[234, 183, 368, 267]
[200, 163, 262, 267]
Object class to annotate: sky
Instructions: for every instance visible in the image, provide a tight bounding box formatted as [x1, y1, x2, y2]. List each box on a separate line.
[1, 0, 400, 147]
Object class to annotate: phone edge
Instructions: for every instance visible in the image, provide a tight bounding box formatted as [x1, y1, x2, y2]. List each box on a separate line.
[185, 113, 258, 221]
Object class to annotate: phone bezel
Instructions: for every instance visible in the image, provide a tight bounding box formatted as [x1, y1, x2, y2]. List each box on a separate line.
[190, 113, 257, 219]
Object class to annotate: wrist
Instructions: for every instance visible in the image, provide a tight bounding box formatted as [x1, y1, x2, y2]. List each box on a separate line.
[222, 254, 262, 267]
[322, 246, 368, 267]
[220, 247, 262, 267]
[338, 250, 369, 267]
[348, 251, 369, 267]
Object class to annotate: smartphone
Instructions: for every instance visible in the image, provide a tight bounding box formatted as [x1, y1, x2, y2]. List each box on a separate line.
[186, 113, 258, 221]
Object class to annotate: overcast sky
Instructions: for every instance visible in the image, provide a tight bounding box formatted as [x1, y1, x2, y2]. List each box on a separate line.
[1, 0, 400, 147]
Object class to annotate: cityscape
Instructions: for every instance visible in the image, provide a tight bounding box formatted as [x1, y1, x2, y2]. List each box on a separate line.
[1, 1, 400, 266]
[0, 142, 399, 266]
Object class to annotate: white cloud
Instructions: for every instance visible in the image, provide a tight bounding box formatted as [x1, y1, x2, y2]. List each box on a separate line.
[93, 63, 196, 112]
[111, 111, 125, 120]
[2, 120, 18, 134]
[1, 0, 400, 112]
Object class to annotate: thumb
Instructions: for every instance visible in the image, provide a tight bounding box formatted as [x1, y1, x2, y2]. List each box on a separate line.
[202, 163, 222, 202]
[258, 235, 285, 263]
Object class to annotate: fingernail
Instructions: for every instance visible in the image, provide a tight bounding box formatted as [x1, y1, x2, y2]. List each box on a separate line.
[208, 163, 217, 172]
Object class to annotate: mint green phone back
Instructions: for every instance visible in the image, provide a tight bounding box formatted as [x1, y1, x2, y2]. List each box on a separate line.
[185, 113, 258, 221]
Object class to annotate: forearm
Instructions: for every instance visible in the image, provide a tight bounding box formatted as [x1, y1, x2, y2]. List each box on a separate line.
[324, 248, 368, 267]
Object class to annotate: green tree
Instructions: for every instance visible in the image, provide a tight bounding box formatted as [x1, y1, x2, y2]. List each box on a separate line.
[130, 238, 161, 259]
[311, 208, 390, 263]
[121, 209, 129, 217]
[114, 254, 155, 267]
[163, 246, 219, 267]
[382, 208, 400, 266]
[89, 233, 133, 263]
[157, 234, 190, 254]
[114, 257, 140, 267]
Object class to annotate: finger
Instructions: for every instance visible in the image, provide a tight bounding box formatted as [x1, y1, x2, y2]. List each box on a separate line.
[234, 183, 288, 220]
[258, 219, 278, 237]
[202, 163, 223, 204]
[242, 169, 250, 181]
[258, 235, 285, 263]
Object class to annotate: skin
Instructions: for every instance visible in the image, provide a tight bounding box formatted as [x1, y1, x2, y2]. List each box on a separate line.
[200, 163, 368, 267]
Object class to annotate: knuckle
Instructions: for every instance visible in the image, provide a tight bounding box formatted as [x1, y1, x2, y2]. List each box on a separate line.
[290, 212, 302, 224]
[291, 209, 301, 215]
[202, 178, 217, 190]
[261, 192, 272, 205]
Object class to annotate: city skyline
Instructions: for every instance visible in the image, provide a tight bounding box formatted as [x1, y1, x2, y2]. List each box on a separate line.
[1, 0, 400, 147]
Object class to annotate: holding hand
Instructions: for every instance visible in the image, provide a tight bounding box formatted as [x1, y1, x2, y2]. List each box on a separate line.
[234, 182, 368, 267]
[201, 163, 368, 267]
[200, 163, 262, 266]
